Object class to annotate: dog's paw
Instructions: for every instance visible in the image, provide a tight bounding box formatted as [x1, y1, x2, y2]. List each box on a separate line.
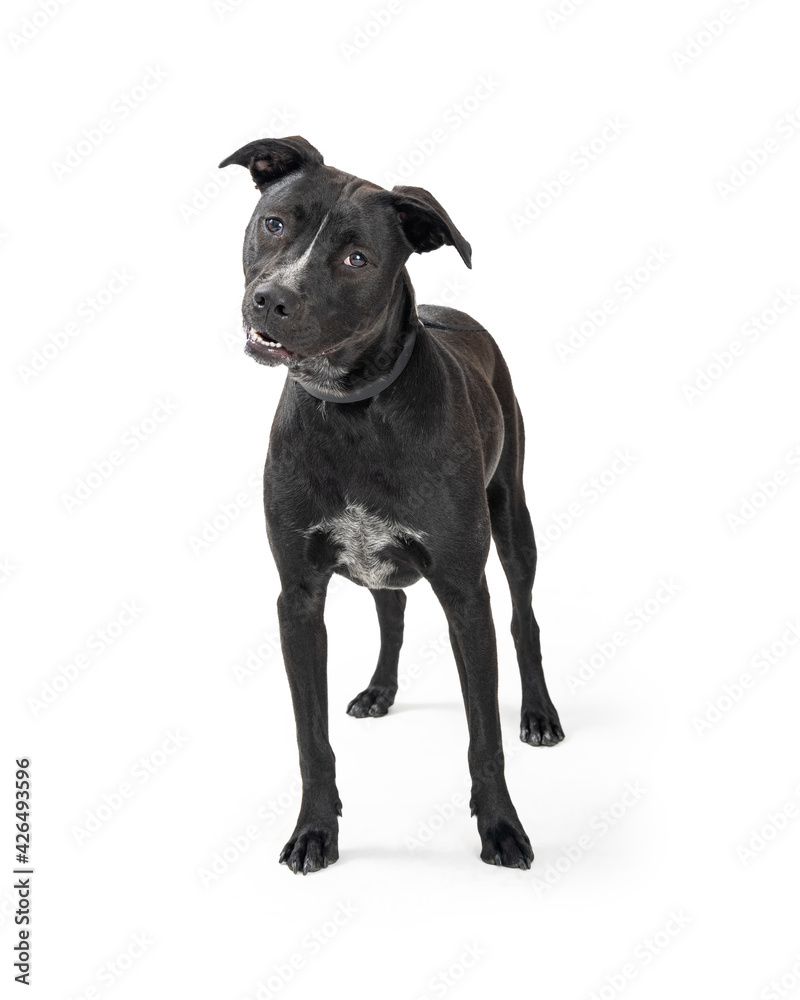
[479, 819, 534, 870]
[520, 706, 564, 747]
[346, 686, 395, 718]
[279, 827, 339, 875]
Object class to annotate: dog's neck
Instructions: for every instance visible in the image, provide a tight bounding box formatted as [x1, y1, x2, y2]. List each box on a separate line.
[289, 271, 421, 404]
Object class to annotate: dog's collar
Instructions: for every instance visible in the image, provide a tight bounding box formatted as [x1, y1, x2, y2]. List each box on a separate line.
[295, 327, 418, 404]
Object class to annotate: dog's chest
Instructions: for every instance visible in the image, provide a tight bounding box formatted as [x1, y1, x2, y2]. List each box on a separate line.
[305, 503, 425, 589]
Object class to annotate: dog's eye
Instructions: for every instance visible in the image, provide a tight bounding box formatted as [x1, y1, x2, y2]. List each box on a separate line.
[344, 252, 368, 268]
[264, 218, 284, 235]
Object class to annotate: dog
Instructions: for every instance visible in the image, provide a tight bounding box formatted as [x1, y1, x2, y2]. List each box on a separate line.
[220, 136, 564, 874]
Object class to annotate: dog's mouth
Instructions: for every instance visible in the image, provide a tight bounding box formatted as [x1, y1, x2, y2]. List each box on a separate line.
[245, 325, 297, 362]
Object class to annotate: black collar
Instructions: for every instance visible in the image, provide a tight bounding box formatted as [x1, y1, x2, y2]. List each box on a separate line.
[295, 327, 418, 404]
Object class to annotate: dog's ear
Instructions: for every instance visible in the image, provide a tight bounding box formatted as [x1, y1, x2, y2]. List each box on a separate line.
[219, 135, 324, 192]
[390, 185, 472, 269]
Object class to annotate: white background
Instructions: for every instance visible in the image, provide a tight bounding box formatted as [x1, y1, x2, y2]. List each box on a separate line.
[2, 0, 799, 997]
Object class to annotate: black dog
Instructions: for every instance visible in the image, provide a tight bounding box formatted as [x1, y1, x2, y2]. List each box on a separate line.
[220, 136, 564, 873]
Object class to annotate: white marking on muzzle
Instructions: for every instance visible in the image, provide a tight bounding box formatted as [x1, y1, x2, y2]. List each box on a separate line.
[276, 210, 332, 288]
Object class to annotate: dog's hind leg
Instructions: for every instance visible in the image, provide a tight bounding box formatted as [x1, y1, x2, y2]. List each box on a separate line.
[487, 400, 564, 747]
[346, 589, 406, 717]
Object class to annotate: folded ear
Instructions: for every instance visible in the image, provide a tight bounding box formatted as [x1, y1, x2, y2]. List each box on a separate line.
[390, 184, 472, 268]
[219, 135, 324, 192]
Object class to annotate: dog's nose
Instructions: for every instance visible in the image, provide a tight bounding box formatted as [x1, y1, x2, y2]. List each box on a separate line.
[251, 282, 298, 319]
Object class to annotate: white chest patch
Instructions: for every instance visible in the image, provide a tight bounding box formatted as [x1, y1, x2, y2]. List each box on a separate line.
[305, 503, 426, 589]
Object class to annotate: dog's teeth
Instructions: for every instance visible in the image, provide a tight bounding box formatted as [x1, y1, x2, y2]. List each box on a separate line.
[248, 326, 285, 350]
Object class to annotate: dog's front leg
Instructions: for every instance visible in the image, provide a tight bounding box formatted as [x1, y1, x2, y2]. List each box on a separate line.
[431, 573, 534, 869]
[276, 574, 341, 874]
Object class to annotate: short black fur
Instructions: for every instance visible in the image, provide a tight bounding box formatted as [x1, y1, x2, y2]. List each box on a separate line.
[220, 136, 564, 874]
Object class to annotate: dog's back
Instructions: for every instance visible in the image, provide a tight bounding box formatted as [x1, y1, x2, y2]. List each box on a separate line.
[417, 304, 514, 399]
[417, 304, 522, 480]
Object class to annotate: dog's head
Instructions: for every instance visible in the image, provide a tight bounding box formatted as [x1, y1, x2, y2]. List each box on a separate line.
[219, 136, 471, 370]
